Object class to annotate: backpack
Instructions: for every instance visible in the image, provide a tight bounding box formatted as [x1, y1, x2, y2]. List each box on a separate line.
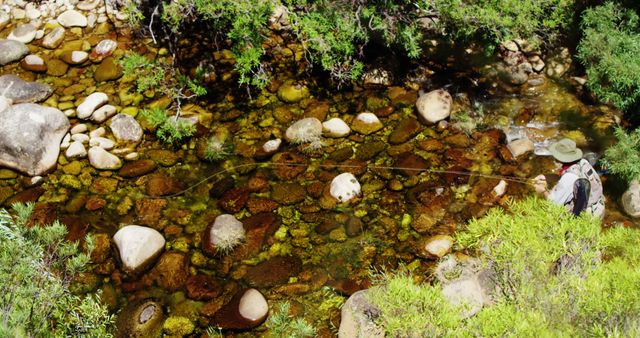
[564, 159, 605, 218]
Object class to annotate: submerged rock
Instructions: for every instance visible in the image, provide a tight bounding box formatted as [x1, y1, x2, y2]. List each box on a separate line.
[0, 74, 53, 103]
[0, 39, 28, 65]
[416, 89, 452, 124]
[112, 225, 165, 274]
[285, 117, 322, 144]
[202, 214, 245, 255]
[213, 288, 269, 330]
[0, 103, 69, 176]
[330, 173, 361, 203]
[151, 251, 189, 292]
[506, 137, 534, 158]
[115, 299, 164, 338]
[277, 80, 310, 103]
[323, 117, 351, 138]
[88, 146, 122, 170]
[351, 113, 383, 135]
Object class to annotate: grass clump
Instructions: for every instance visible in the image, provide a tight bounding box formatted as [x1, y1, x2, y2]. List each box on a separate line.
[366, 197, 640, 336]
[141, 107, 197, 144]
[203, 135, 233, 162]
[0, 203, 114, 337]
[577, 2, 640, 111]
[266, 302, 316, 338]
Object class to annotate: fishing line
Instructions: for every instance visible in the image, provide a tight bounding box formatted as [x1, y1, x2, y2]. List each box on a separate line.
[157, 161, 534, 199]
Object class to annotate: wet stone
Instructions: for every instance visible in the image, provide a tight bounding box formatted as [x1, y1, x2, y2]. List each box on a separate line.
[0, 74, 53, 103]
[151, 251, 189, 292]
[60, 216, 89, 242]
[218, 188, 250, 214]
[355, 141, 386, 161]
[94, 57, 123, 82]
[85, 196, 107, 211]
[212, 288, 269, 330]
[303, 100, 330, 121]
[444, 133, 473, 148]
[186, 274, 222, 301]
[395, 153, 428, 176]
[329, 146, 354, 162]
[246, 197, 279, 214]
[115, 299, 164, 338]
[239, 213, 280, 257]
[388, 117, 422, 144]
[135, 198, 168, 228]
[418, 139, 445, 152]
[244, 255, 302, 288]
[89, 177, 119, 194]
[46, 59, 68, 76]
[373, 105, 394, 117]
[345, 216, 365, 237]
[271, 182, 307, 205]
[146, 149, 179, 167]
[146, 173, 183, 197]
[271, 152, 306, 180]
[6, 187, 45, 205]
[119, 159, 157, 178]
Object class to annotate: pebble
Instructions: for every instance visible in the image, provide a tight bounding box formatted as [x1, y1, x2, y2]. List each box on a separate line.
[8, 23, 37, 44]
[262, 138, 281, 153]
[322, 117, 350, 138]
[89, 127, 106, 138]
[70, 123, 88, 134]
[88, 146, 122, 170]
[42, 27, 65, 49]
[330, 173, 361, 203]
[77, 0, 101, 11]
[71, 133, 90, 144]
[65, 141, 87, 159]
[89, 136, 115, 150]
[0, 10, 9, 29]
[11, 8, 25, 20]
[90, 104, 116, 123]
[20, 54, 47, 73]
[77, 92, 108, 119]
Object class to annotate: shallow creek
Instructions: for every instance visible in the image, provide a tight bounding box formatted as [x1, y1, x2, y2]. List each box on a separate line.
[0, 14, 635, 337]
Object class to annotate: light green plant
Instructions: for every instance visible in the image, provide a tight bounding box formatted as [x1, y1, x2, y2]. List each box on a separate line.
[577, 2, 640, 111]
[203, 135, 233, 162]
[142, 107, 197, 144]
[601, 126, 640, 183]
[0, 203, 114, 337]
[266, 302, 316, 338]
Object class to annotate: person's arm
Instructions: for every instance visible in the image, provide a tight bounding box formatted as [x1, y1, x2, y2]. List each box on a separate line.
[548, 172, 579, 205]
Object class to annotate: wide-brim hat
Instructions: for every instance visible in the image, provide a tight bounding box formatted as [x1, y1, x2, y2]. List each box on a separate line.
[548, 138, 583, 163]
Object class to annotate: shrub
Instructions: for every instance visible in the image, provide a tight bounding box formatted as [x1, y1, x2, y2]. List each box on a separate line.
[0, 203, 114, 337]
[141, 107, 197, 144]
[367, 197, 640, 336]
[577, 2, 640, 111]
[601, 126, 640, 183]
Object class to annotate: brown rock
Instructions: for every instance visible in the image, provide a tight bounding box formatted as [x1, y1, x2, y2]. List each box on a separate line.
[27, 203, 57, 227]
[60, 215, 88, 242]
[218, 188, 249, 213]
[6, 186, 45, 205]
[90, 233, 111, 263]
[271, 152, 306, 180]
[119, 159, 157, 178]
[186, 274, 222, 301]
[146, 149, 179, 167]
[271, 182, 306, 205]
[303, 100, 330, 121]
[244, 256, 302, 288]
[46, 59, 68, 76]
[146, 173, 183, 197]
[373, 105, 394, 117]
[247, 175, 269, 192]
[135, 198, 168, 228]
[246, 197, 278, 214]
[212, 288, 268, 330]
[151, 251, 189, 292]
[417, 139, 444, 152]
[94, 56, 123, 82]
[388, 118, 422, 144]
[85, 195, 107, 210]
[327, 278, 365, 296]
[395, 153, 428, 176]
[89, 177, 119, 194]
[355, 141, 386, 161]
[444, 133, 472, 148]
[237, 213, 280, 258]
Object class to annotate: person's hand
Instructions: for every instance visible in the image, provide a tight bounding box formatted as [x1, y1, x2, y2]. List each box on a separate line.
[532, 174, 547, 194]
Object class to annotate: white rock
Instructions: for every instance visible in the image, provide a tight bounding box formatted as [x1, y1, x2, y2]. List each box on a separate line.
[507, 137, 534, 158]
[87, 13, 96, 27]
[77, 0, 100, 11]
[89, 136, 115, 150]
[0, 95, 12, 113]
[330, 172, 361, 203]
[42, 27, 65, 49]
[416, 89, 452, 124]
[323, 117, 350, 138]
[71, 50, 88, 63]
[26, 7, 41, 20]
[492, 180, 507, 197]
[71, 133, 90, 143]
[109, 113, 143, 143]
[70, 123, 87, 134]
[11, 8, 25, 20]
[338, 290, 384, 338]
[113, 225, 165, 273]
[65, 140, 86, 158]
[8, 23, 37, 44]
[285, 117, 322, 144]
[90, 104, 116, 123]
[622, 180, 640, 218]
[63, 109, 76, 117]
[88, 146, 121, 170]
[208, 214, 245, 252]
[24, 54, 44, 66]
[89, 126, 106, 138]
[238, 288, 269, 322]
[77, 92, 107, 119]
[94, 39, 117, 56]
[34, 30, 44, 40]
[124, 152, 139, 161]
[60, 132, 71, 149]
[57, 9, 87, 27]
[0, 10, 9, 29]
[356, 112, 379, 124]
[423, 235, 453, 258]
[262, 138, 281, 153]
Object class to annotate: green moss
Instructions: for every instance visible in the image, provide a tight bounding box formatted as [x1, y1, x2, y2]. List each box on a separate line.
[162, 316, 195, 336]
[266, 302, 316, 338]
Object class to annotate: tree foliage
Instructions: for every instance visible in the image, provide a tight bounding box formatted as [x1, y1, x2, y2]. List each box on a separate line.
[602, 126, 640, 183]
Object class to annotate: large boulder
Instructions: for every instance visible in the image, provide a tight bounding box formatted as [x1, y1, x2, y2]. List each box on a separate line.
[0, 103, 69, 176]
[338, 289, 384, 338]
[621, 180, 640, 218]
[112, 225, 165, 274]
[0, 74, 53, 103]
[0, 39, 28, 65]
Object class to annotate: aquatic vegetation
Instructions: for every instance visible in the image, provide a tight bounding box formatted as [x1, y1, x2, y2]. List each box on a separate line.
[203, 135, 233, 162]
[0, 203, 114, 337]
[141, 107, 197, 144]
[578, 2, 640, 111]
[266, 302, 316, 338]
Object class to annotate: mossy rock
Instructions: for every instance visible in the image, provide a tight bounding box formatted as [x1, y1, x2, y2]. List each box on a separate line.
[163, 316, 195, 336]
[277, 80, 310, 103]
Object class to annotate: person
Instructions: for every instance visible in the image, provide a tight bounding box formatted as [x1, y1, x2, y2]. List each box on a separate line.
[532, 138, 605, 219]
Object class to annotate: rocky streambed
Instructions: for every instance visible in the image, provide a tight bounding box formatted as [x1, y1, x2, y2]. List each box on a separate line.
[0, 0, 634, 337]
